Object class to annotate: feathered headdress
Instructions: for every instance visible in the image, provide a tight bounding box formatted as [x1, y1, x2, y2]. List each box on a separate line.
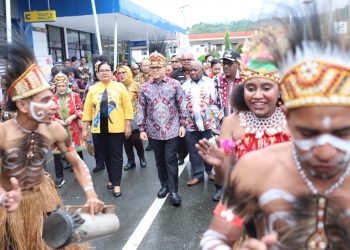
[239, 31, 280, 84]
[260, 0, 350, 109]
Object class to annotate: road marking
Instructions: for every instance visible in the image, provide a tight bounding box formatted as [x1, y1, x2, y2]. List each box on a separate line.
[122, 156, 189, 250]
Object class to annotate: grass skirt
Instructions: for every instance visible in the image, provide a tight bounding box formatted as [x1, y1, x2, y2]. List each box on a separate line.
[0, 175, 90, 250]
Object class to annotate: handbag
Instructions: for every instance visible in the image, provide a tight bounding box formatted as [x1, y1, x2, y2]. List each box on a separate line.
[71, 93, 83, 128]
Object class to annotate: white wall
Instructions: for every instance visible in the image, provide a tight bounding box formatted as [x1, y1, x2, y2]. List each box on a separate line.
[32, 30, 49, 58]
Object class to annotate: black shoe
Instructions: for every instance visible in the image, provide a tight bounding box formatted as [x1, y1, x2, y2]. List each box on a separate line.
[64, 163, 71, 170]
[124, 162, 136, 171]
[140, 158, 146, 168]
[170, 192, 182, 207]
[93, 166, 105, 173]
[212, 187, 223, 202]
[113, 186, 122, 197]
[145, 144, 152, 151]
[55, 178, 65, 188]
[113, 191, 122, 197]
[157, 187, 169, 198]
[107, 183, 113, 190]
[178, 159, 185, 165]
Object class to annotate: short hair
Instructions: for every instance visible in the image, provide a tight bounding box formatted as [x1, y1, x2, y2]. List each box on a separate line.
[171, 55, 179, 60]
[71, 56, 78, 62]
[80, 56, 87, 62]
[97, 61, 112, 72]
[205, 54, 212, 61]
[211, 59, 221, 67]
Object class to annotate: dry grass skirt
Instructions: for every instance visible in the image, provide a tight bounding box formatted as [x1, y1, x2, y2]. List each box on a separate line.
[0, 175, 90, 250]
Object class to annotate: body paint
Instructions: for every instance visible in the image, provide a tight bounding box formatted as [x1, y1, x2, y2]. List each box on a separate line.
[29, 100, 54, 123]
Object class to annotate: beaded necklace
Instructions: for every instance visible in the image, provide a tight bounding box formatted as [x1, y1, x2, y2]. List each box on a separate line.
[13, 118, 38, 159]
[292, 147, 350, 250]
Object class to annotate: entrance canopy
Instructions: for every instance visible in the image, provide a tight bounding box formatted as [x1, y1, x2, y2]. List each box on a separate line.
[25, 0, 186, 41]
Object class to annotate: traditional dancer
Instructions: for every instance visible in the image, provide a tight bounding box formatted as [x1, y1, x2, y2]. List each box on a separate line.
[197, 37, 290, 185]
[200, 1, 350, 249]
[0, 37, 104, 249]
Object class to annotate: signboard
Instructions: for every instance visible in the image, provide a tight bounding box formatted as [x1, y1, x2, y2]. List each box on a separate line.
[176, 32, 190, 53]
[334, 21, 347, 34]
[36, 55, 53, 82]
[24, 10, 56, 23]
[129, 41, 147, 47]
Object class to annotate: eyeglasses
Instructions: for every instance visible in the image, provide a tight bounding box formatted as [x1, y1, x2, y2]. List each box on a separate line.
[182, 59, 193, 61]
[117, 71, 127, 75]
[131, 68, 140, 70]
[99, 69, 111, 73]
[150, 66, 164, 71]
[171, 60, 179, 63]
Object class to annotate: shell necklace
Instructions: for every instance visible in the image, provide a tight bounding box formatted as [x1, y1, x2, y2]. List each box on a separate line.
[239, 107, 286, 139]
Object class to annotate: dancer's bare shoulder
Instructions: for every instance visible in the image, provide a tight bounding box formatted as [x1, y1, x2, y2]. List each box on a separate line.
[231, 141, 293, 188]
[40, 120, 68, 144]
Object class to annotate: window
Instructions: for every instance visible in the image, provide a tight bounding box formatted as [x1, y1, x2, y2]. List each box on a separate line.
[67, 29, 79, 59]
[47, 25, 64, 63]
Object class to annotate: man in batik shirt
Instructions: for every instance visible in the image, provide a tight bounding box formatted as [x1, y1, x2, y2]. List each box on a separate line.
[138, 52, 186, 207]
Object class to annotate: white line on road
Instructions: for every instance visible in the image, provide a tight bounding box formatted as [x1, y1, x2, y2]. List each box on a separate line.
[122, 156, 189, 250]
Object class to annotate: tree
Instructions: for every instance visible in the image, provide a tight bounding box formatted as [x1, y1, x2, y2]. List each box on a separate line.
[148, 33, 167, 55]
[224, 32, 231, 51]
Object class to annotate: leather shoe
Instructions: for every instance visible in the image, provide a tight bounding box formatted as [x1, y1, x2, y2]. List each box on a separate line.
[170, 192, 181, 206]
[124, 162, 136, 171]
[178, 159, 185, 165]
[157, 187, 169, 198]
[92, 166, 105, 173]
[145, 144, 152, 151]
[187, 178, 201, 186]
[140, 158, 146, 168]
[107, 183, 113, 190]
[207, 173, 215, 181]
[113, 186, 122, 198]
[212, 187, 223, 202]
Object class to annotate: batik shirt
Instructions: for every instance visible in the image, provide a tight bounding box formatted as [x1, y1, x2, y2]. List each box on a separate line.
[182, 76, 223, 132]
[138, 77, 186, 140]
[213, 72, 241, 116]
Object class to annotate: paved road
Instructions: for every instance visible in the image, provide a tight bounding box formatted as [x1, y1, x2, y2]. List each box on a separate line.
[45, 146, 217, 250]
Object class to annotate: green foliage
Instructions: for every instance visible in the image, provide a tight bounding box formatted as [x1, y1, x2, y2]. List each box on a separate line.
[210, 50, 220, 59]
[197, 55, 206, 63]
[235, 43, 243, 54]
[224, 32, 231, 51]
[189, 20, 254, 34]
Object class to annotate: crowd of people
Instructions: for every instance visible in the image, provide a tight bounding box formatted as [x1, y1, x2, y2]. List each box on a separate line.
[1, 0, 350, 249]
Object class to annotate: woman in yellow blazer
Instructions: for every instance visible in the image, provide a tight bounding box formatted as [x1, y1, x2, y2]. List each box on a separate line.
[82, 62, 133, 198]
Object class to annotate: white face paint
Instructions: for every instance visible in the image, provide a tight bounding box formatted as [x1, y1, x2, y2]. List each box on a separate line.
[293, 134, 350, 155]
[322, 116, 331, 129]
[29, 100, 54, 123]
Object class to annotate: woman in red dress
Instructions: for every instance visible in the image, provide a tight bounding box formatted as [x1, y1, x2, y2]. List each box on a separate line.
[52, 71, 86, 187]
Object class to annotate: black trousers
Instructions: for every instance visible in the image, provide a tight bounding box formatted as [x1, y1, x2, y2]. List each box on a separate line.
[177, 136, 188, 160]
[124, 130, 145, 163]
[185, 130, 213, 179]
[54, 151, 84, 179]
[150, 137, 179, 193]
[93, 136, 106, 169]
[93, 133, 125, 186]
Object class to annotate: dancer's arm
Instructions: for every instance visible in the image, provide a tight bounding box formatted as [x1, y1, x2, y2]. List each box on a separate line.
[0, 126, 22, 212]
[53, 122, 104, 215]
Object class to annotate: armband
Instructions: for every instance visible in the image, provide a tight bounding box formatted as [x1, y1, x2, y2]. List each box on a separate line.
[213, 203, 244, 229]
[68, 145, 75, 152]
